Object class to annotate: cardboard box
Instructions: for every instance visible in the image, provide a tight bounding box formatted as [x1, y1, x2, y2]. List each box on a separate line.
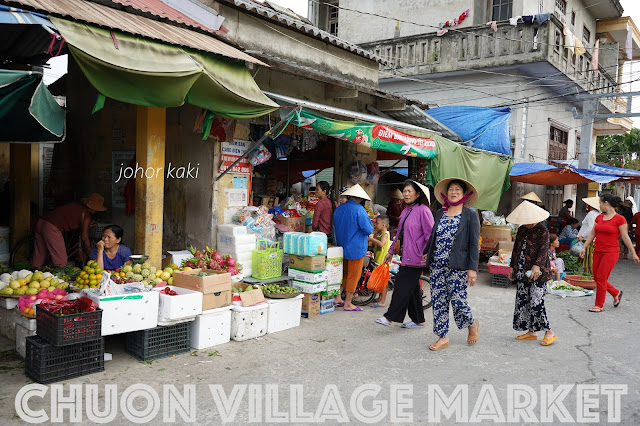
[498, 241, 514, 251]
[288, 255, 326, 271]
[235, 282, 266, 307]
[301, 293, 320, 318]
[173, 269, 231, 294]
[273, 216, 305, 232]
[288, 268, 328, 283]
[321, 283, 341, 296]
[203, 291, 232, 310]
[293, 281, 326, 294]
[481, 225, 512, 250]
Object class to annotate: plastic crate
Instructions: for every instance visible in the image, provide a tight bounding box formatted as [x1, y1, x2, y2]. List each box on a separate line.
[487, 262, 510, 275]
[36, 306, 102, 346]
[25, 335, 104, 384]
[125, 323, 191, 361]
[491, 274, 510, 288]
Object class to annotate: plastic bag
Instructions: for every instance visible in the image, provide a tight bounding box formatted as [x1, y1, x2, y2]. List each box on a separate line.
[367, 263, 390, 293]
[570, 241, 584, 257]
[248, 144, 271, 166]
[39, 297, 98, 315]
[347, 160, 367, 184]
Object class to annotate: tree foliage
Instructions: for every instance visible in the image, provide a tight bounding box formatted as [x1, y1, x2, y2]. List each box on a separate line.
[595, 128, 640, 169]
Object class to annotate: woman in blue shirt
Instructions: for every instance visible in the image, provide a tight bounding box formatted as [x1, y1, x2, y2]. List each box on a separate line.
[90, 225, 132, 270]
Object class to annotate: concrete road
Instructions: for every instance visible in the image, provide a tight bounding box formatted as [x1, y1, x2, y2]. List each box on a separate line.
[1, 260, 639, 425]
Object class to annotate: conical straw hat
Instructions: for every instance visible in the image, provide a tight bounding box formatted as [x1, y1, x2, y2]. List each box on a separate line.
[391, 189, 403, 199]
[582, 196, 600, 211]
[506, 201, 550, 225]
[404, 180, 431, 204]
[434, 177, 478, 208]
[521, 191, 542, 203]
[342, 184, 371, 201]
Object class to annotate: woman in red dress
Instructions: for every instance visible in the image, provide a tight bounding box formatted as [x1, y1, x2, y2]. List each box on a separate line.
[580, 194, 639, 312]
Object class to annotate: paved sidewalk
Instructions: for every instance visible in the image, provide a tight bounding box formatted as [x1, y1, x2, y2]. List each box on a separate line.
[1, 260, 639, 425]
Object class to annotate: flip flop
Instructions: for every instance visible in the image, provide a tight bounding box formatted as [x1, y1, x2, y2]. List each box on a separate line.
[614, 291, 623, 307]
[375, 317, 391, 326]
[541, 335, 558, 346]
[589, 307, 603, 313]
[344, 306, 363, 312]
[467, 320, 479, 345]
[401, 321, 424, 329]
[371, 302, 385, 308]
[429, 340, 449, 351]
[515, 333, 538, 340]
[335, 302, 345, 308]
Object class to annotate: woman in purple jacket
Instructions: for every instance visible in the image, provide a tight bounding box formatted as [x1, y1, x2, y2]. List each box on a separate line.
[375, 180, 434, 328]
[423, 178, 480, 351]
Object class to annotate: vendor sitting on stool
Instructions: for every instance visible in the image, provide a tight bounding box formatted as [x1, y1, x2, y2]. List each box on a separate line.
[559, 218, 579, 244]
[90, 225, 132, 270]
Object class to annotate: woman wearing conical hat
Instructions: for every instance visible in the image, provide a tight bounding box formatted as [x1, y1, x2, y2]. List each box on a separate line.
[507, 201, 557, 346]
[386, 188, 406, 228]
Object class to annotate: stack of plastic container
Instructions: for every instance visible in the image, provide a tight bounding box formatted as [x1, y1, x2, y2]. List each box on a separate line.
[284, 232, 328, 295]
[217, 224, 257, 277]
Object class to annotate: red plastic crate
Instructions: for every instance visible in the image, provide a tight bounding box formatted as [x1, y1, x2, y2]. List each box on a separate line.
[488, 262, 510, 275]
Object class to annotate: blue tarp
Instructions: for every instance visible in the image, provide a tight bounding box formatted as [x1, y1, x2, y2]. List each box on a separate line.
[424, 106, 511, 155]
[589, 163, 640, 178]
[509, 162, 625, 184]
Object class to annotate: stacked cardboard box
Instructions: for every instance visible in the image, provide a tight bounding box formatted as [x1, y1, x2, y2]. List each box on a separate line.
[173, 269, 232, 311]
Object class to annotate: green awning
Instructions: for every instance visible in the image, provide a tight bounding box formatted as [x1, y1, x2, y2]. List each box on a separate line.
[0, 69, 65, 143]
[426, 137, 513, 212]
[50, 17, 278, 118]
[287, 108, 437, 159]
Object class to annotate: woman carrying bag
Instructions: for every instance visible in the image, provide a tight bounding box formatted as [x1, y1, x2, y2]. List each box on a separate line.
[375, 180, 434, 328]
[423, 178, 480, 351]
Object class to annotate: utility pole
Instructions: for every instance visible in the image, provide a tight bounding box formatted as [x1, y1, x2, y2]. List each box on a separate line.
[568, 90, 640, 220]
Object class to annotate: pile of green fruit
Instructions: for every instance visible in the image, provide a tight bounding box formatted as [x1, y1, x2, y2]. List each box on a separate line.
[51, 266, 82, 283]
[261, 284, 298, 296]
[231, 285, 258, 293]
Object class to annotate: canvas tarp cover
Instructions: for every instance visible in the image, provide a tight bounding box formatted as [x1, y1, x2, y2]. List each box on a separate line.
[51, 17, 278, 118]
[0, 69, 65, 142]
[425, 106, 511, 155]
[427, 136, 513, 212]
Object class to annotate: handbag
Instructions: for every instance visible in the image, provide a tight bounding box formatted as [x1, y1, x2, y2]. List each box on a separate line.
[394, 208, 413, 256]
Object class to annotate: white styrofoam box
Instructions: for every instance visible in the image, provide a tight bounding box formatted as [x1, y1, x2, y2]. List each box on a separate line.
[218, 224, 247, 236]
[217, 233, 257, 247]
[157, 316, 196, 327]
[85, 291, 159, 336]
[191, 306, 232, 349]
[0, 297, 18, 310]
[217, 243, 254, 258]
[288, 268, 328, 283]
[292, 281, 326, 294]
[230, 303, 267, 341]
[266, 294, 303, 334]
[326, 245, 343, 259]
[155, 285, 203, 322]
[0, 307, 16, 341]
[14, 311, 36, 331]
[15, 323, 36, 358]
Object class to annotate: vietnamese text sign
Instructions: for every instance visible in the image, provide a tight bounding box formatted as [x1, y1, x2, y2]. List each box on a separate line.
[220, 140, 251, 174]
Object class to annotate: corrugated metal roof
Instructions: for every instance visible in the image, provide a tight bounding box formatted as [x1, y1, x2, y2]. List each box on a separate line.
[3, 0, 266, 65]
[110, 0, 220, 34]
[222, 0, 387, 64]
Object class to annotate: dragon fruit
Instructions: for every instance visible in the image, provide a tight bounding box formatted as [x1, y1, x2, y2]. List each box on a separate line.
[208, 259, 221, 270]
[225, 257, 236, 268]
[212, 252, 224, 264]
[226, 266, 239, 276]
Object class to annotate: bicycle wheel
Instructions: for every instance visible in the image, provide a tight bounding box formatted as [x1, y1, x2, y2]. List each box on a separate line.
[10, 235, 34, 269]
[420, 275, 432, 310]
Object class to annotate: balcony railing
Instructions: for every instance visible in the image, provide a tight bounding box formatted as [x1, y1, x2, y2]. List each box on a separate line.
[360, 15, 616, 112]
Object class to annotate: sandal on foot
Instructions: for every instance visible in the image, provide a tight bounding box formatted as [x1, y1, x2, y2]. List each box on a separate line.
[614, 291, 623, 307]
[429, 340, 449, 351]
[371, 302, 385, 308]
[375, 317, 391, 326]
[541, 335, 558, 346]
[589, 306, 603, 313]
[515, 333, 538, 340]
[401, 321, 424, 329]
[467, 320, 479, 345]
[344, 306, 363, 312]
[335, 302, 345, 308]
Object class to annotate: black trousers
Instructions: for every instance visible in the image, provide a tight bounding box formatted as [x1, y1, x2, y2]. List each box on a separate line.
[385, 266, 425, 324]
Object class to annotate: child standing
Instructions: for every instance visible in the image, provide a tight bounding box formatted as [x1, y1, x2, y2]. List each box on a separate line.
[368, 215, 391, 307]
[549, 233, 565, 281]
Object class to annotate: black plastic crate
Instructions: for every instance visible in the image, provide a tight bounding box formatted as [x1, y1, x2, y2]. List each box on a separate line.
[36, 305, 102, 346]
[126, 323, 190, 361]
[491, 274, 510, 288]
[25, 336, 104, 384]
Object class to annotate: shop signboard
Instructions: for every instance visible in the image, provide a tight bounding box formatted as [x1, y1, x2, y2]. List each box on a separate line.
[219, 140, 251, 174]
[289, 109, 437, 159]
